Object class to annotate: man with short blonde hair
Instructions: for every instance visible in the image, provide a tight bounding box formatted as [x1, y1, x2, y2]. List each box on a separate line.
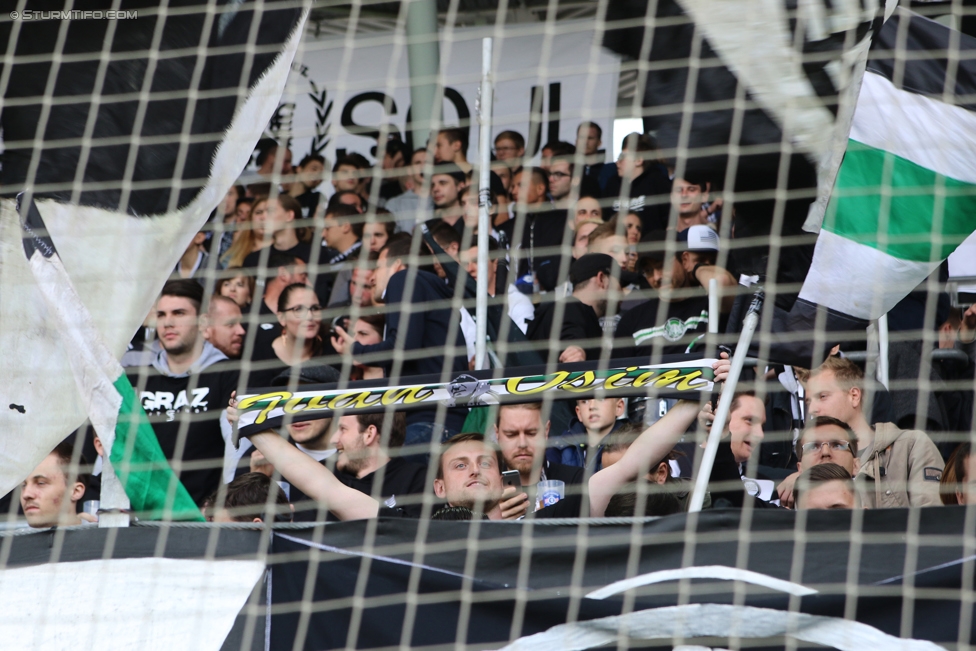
[805, 355, 943, 508]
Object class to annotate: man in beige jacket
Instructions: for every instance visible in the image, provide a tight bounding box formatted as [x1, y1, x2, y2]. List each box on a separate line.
[805, 356, 944, 508]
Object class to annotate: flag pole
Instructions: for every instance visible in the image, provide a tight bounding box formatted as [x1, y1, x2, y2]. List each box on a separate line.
[708, 278, 719, 334]
[475, 37, 493, 370]
[689, 290, 764, 512]
[877, 313, 890, 390]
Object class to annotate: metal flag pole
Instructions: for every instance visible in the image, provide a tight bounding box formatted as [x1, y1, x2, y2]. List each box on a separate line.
[475, 37, 493, 370]
[689, 290, 764, 512]
[708, 278, 719, 334]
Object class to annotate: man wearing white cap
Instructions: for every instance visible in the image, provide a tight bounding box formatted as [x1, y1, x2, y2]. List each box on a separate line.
[613, 225, 736, 357]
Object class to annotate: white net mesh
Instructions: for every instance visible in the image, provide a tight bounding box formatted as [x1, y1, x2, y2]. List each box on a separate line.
[2, 1, 976, 650]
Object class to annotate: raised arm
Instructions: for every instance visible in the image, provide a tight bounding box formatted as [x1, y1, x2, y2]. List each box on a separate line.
[248, 432, 380, 521]
[589, 400, 701, 517]
[228, 393, 379, 521]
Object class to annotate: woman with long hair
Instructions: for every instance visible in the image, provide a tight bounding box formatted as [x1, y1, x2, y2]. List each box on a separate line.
[248, 283, 324, 386]
[215, 270, 255, 309]
[222, 195, 310, 268]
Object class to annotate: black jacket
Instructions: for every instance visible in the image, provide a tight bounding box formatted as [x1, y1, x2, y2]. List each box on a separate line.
[353, 268, 469, 430]
[526, 297, 604, 363]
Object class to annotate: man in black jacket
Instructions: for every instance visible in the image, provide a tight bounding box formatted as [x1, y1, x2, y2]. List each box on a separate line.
[332, 233, 470, 455]
[527, 254, 633, 364]
[603, 132, 672, 230]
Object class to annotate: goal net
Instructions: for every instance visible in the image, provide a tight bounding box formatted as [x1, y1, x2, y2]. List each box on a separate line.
[1, 1, 975, 649]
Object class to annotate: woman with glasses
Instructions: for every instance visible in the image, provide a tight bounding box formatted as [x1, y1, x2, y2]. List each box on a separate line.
[247, 283, 324, 387]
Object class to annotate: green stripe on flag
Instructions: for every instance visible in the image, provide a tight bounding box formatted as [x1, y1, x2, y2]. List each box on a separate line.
[111, 375, 204, 521]
[824, 140, 976, 262]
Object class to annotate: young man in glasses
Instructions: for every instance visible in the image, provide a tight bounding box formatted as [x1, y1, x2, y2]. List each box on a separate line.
[803, 355, 944, 509]
[776, 416, 860, 508]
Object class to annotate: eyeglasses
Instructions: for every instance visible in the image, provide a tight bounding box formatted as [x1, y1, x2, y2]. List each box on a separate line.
[282, 305, 323, 318]
[548, 171, 571, 179]
[801, 440, 852, 455]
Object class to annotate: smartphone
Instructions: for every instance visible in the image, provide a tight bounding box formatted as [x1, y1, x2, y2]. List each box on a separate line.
[501, 469, 521, 490]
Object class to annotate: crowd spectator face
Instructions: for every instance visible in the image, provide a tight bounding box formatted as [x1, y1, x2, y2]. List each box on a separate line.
[491, 162, 512, 191]
[493, 136, 524, 162]
[348, 267, 374, 307]
[333, 163, 361, 193]
[643, 261, 664, 290]
[157, 294, 202, 357]
[728, 395, 766, 464]
[805, 370, 861, 425]
[382, 146, 405, 170]
[575, 398, 624, 435]
[431, 173, 462, 210]
[511, 170, 546, 205]
[433, 439, 504, 509]
[352, 317, 383, 345]
[461, 245, 498, 291]
[371, 248, 406, 304]
[330, 415, 374, 475]
[495, 405, 549, 481]
[288, 417, 331, 447]
[363, 221, 390, 252]
[578, 124, 602, 156]
[573, 222, 600, 259]
[539, 146, 554, 172]
[623, 213, 642, 244]
[573, 197, 602, 227]
[797, 422, 859, 476]
[20, 452, 85, 528]
[435, 132, 462, 164]
[276, 260, 309, 288]
[297, 158, 326, 191]
[669, 251, 710, 290]
[671, 178, 709, 223]
[221, 185, 240, 218]
[323, 212, 358, 250]
[258, 146, 293, 177]
[219, 274, 253, 308]
[252, 198, 294, 240]
[589, 234, 629, 269]
[409, 149, 427, 190]
[798, 479, 857, 510]
[616, 147, 645, 180]
[276, 287, 322, 343]
[548, 160, 574, 202]
[235, 200, 253, 224]
[204, 297, 245, 359]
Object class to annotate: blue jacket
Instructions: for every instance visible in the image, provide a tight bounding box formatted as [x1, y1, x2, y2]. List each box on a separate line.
[545, 419, 626, 473]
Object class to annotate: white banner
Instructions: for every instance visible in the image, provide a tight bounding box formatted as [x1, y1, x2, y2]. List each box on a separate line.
[273, 21, 620, 167]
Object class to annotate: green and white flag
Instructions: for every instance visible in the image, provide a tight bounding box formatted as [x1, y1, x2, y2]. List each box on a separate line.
[799, 9, 976, 321]
[22, 202, 202, 521]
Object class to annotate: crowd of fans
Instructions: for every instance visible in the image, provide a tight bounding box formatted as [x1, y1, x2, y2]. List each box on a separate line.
[14, 123, 976, 528]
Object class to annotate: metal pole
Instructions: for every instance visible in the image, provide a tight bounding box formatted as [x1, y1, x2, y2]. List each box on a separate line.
[98, 455, 131, 527]
[405, 0, 441, 152]
[708, 278, 719, 334]
[689, 291, 764, 512]
[475, 37, 493, 370]
[878, 313, 890, 390]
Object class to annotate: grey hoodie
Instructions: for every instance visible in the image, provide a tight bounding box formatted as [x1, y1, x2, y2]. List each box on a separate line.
[152, 341, 228, 378]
